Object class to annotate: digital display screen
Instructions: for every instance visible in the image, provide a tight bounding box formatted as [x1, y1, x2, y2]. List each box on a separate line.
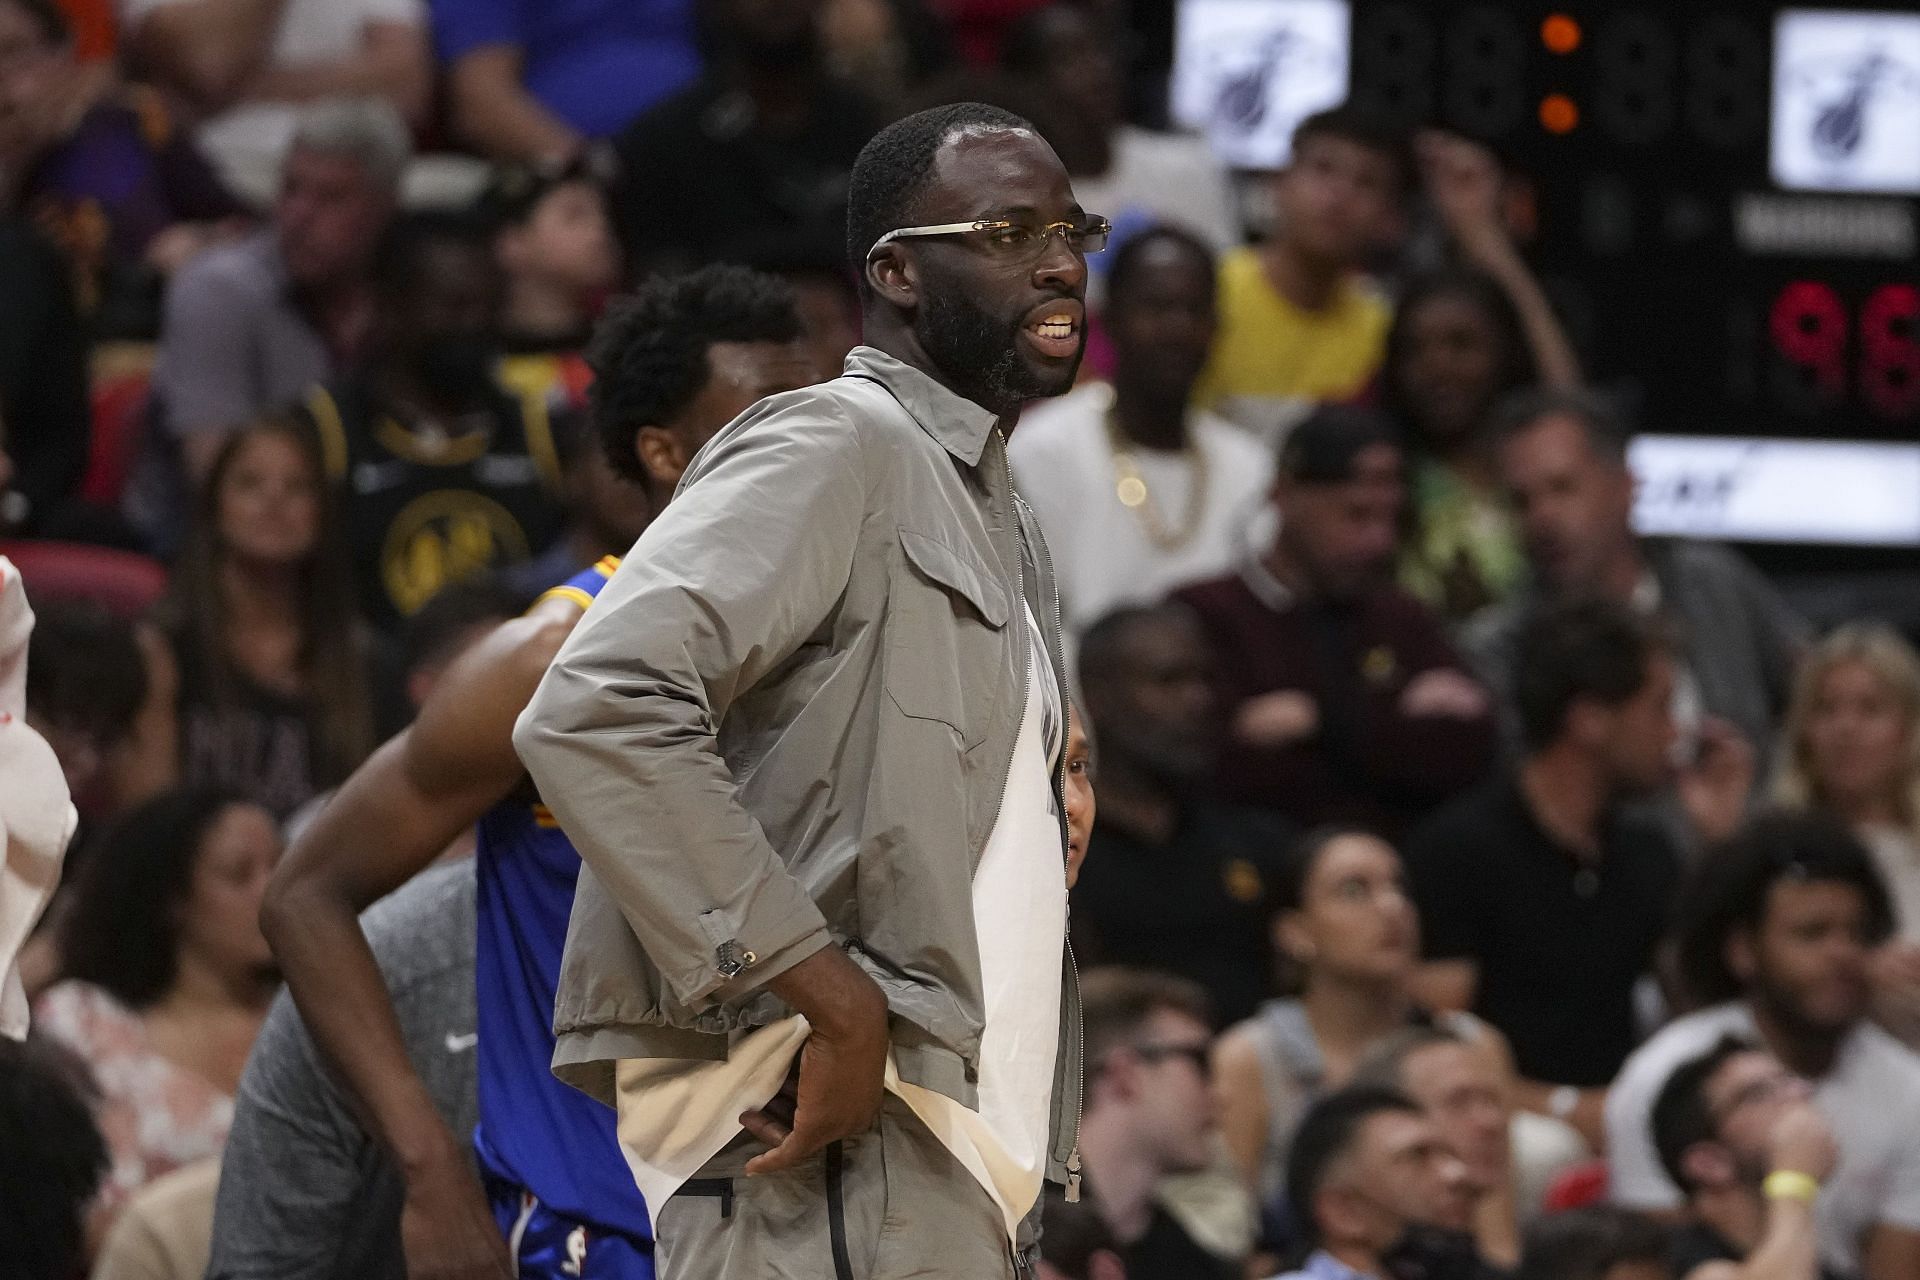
[1772, 9, 1920, 195]
[1631, 435, 1920, 546]
[1171, 0, 1351, 170]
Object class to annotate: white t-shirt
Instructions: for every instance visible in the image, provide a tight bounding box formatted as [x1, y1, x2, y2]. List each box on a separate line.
[1606, 1001, 1920, 1275]
[614, 607, 1067, 1242]
[1010, 382, 1273, 640]
[1862, 825, 1920, 943]
[120, 0, 426, 207]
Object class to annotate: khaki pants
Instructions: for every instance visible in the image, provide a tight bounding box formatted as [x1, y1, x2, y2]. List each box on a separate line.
[654, 1094, 1025, 1280]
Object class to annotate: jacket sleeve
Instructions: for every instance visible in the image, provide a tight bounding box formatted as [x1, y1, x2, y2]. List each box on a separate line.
[1355, 601, 1498, 803]
[512, 393, 863, 1009]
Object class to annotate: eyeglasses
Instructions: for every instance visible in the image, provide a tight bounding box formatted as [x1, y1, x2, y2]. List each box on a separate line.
[867, 216, 1113, 261]
[1130, 1041, 1212, 1077]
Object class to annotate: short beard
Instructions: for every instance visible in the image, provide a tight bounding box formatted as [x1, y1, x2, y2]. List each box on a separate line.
[916, 277, 1076, 415]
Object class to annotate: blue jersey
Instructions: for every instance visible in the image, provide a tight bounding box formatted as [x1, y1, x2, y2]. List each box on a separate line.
[473, 557, 651, 1240]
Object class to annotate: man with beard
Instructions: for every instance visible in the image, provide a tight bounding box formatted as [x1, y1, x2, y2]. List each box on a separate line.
[295, 209, 566, 631]
[513, 102, 1103, 1279]
[1173, 406, 1496, 839]
[1070, 602, 1293, 1027]
[612, 0, 882, 277]
[1607, 812, 1920, 1280]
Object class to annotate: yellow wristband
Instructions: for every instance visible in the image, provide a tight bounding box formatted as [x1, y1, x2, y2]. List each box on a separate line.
[1764, 1171, 1821, 1203]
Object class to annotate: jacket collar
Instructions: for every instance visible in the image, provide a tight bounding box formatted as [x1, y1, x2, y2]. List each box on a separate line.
[842, 345, 1001, 468]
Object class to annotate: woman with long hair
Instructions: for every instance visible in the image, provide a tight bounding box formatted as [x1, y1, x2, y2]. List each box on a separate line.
[1774, 623, 1920, 1041]
[33, 788, 280, 1212]
[1383, 268, 1540, 622]
[159, 418, 380, 818]
[1212, 827, 1520, 1256]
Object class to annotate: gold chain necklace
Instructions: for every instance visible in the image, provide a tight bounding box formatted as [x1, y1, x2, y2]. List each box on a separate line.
[1104, 408, 1209, 552]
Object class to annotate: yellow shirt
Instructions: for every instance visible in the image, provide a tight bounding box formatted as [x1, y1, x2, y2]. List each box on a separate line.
[1194, 247, 1391, 440]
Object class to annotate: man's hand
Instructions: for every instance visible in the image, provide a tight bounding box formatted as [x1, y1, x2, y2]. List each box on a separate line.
[746, 945, 889, 1175]
[1400, 668, 1491, 720]
[1234, 690, 1320, 748]
[1417, 131, 1510, 258]
[1675, 717, 1756, 846]
[1768, 1099, 1838, 1184]
[399, 1150, 515, 1279]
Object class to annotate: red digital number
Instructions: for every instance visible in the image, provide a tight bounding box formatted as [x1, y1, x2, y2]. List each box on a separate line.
[1769, 281, 1848, 400]
[1860, 285, 1920, 420]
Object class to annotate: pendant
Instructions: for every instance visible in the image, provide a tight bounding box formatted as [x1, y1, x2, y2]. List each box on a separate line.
[1117, 475, 1148, 508]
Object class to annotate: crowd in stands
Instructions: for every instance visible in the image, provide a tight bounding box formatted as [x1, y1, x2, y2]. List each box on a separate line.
[4, 3, 1920, 1280]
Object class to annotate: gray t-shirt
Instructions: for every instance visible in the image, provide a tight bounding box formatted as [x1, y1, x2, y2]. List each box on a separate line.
[206, 861, 477, 1280]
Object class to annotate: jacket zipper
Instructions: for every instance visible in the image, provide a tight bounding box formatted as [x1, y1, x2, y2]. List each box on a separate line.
[1006, 450, 1083, 1203]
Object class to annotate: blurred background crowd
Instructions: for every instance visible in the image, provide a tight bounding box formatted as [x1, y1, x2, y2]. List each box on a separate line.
[4, 0, 1920, 1279]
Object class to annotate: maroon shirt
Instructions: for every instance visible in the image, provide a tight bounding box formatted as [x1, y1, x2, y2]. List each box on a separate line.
[1174, 565, 1497, 838]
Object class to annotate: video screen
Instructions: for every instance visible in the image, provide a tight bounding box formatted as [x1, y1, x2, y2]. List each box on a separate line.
[1772, 9, 1920, 194]
[1170, 0, 1351, 171]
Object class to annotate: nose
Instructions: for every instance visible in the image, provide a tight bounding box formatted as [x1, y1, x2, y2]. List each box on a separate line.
[1031, 232, 1087, 295]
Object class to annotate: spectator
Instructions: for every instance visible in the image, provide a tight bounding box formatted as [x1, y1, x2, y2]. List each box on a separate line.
[1407, 597, 1695, 1145]
[1064, 702, 1093, 888]
[143, 100, 407, 531]
[1352, 1025, 1520, 1268]
[1192, 107, 1409, 440]
[396, 576, 523, 708]
[0, 1035, 109, 1280]
[121, 0, 429, 209]
[1606, 811, 1920, 1280]
[1514, 1206, 1674, 1280]
[1001, 5, 1237, 250]
[1078, 967, 1242, 1280]
[294, 209, 567, 628]
[1650, 1037, 1846, 1280]
[1268, 1085, 1492, 1280]
[1175, 407, 1496, 837]
[1010, 228, 1272, 638]
[1774, 624, 1920, 1045]
[485, 158, 620, 358]
[613, 0, 884, 276]
[1383, 269, 1536, 624]
[817, 0, 955, 111]
[436, 0, 698, 165]
[1069, 603, 1292, 1026]
[1211, 828, 1505, 1206]
[0, 213, 88, 535]
[0, 0, 247, 335]
[34, 789, 279, 1215]
[1038, 1182, 1130, 1280]
[1469, 388, 1807, 764]
[157, 419, 382, 819]
[207, 861, 475, 1280]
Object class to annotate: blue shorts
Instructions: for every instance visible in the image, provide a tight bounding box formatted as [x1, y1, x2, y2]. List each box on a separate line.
[487, 1181, 655, 1280]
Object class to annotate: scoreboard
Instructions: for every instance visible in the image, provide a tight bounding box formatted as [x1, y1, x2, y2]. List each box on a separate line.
[1175, 1, 1920, 543]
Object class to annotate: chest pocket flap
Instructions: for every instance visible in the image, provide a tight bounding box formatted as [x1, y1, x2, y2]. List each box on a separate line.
[898, 528, 1010, 630]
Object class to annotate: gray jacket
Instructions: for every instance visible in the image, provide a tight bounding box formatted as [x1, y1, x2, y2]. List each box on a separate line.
[513, 345, 1082, 1193]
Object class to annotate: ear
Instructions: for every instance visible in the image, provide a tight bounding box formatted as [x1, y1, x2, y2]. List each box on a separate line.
[865, 244, 918, 311]
[634, 425, 688, 493]
[1315, 1183, 1366, 1245]
[494, 227, 527, 273]
[1726, 926, 1760, 985]
[1681, 1141, 1736, 1191]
